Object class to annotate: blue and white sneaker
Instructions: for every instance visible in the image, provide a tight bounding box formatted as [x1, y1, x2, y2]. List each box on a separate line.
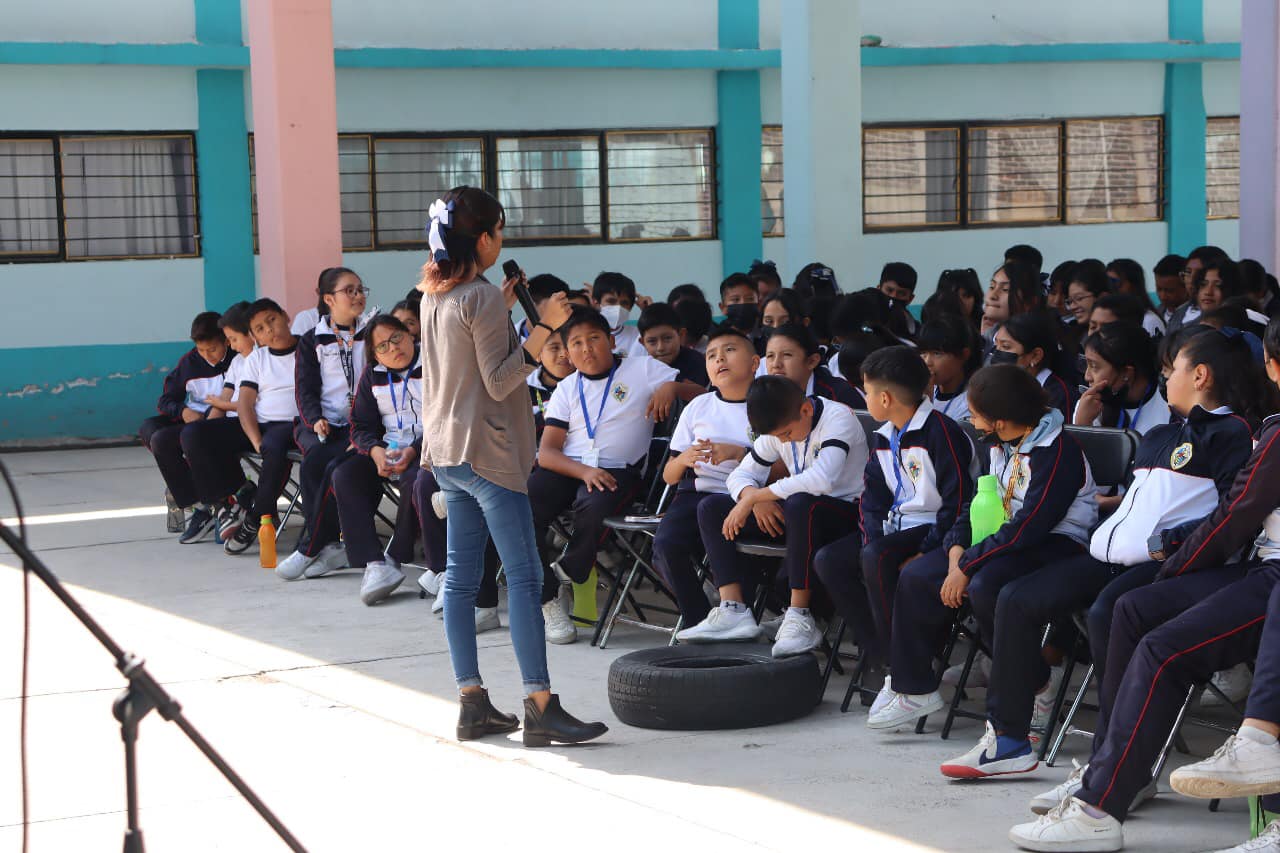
[941, 721, 1038, 779]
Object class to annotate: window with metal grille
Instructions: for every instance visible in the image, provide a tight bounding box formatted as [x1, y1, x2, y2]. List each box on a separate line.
[495, 135, 601, 240]
[373, 137, 484, 246]
[59, 135, 198, 259]
[1065, 117, 1162, 223]
[249, 134, 375, 251]
[967, 124, 1060, 224]
[1206, 116, 1239, 219]
[604, 130, 714, 241]
[0, 139, 58, 257]
[761, 125, 784, 236]
[863, 127, 960, 229]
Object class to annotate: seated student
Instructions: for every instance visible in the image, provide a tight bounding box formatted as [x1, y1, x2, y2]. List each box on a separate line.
[637, 302, 710, 387]
[764, 323, 865, 411]
[719, 272, 760, 336]
[673, 296, 713, 355]
[991, 312, 1078, 420]
[982, 260, 1047, 349]
[390, 300, 421, 341]
[1086, 293, 1146, 338]
[274, 268, 375, 579]
[937, 330, 1256, 780]
[1075, 322, 1169, 441]
[761, 288, 810, 333]
[749, 259, 783, 302]
[527, 319, 573, 439]
[677, 375, 868, 657]
[333, 315, 425, 606]
[1106, 258, 1166, 338]
[1153, 253, 1189, 326]
[935, 267, 986, 331]
[516, 273, 570, 341]
[817, 346, 974, 670]
[879, 261, 920, 339]
[198, 302, 258, 539]
[868, 365, 1098, 733]
[591, 271, 643, 355]
[530, 307, 682, 644]
[226, 299, 303, 554]
[653, 325, 759, 625]
[1167, 245, 1230, 332]
[1010, 322, 1280, 852]
[1196, 256, 1246, 318]
[565, 288, 592, 309]
[917, 312, 981, 422]
[141, 310, 233, 539]
[1047, 261, 1077, 323]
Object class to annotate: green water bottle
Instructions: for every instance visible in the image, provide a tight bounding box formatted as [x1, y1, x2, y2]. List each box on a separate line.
[969, 474, 1007, 546]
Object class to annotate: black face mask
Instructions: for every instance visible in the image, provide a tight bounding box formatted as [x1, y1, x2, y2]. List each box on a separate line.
[987, 349, 1020, 367]
[724, 303, 760, 332]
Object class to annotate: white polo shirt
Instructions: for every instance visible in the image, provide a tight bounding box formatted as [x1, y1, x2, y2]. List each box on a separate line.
[544, 354, 679, 469]
[669, 390, 753, 494]
[239, 344, 300, 423]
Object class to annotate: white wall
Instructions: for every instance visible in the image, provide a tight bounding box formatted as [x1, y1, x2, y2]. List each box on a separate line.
[0, 65, 198, 130]
[329, 0, 718, 49]
[1204, 0, 1242, 42]
[1204, 60, 1242, 115]
[6, 0, 194, 43]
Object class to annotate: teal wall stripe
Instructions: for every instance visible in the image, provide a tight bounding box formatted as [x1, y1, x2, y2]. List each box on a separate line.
[0, 41, 1239, 70]
[1164, 0, 1208, 253]
[0, 342, 191, 442]
[717, 0, 763, 277]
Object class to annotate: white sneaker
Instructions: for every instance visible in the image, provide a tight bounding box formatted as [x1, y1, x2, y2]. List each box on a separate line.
[675, 604, 762, 644]
[433, 585, 446, 614]
[941, 721, 1039, 779]
[1029, 760, 1088, 815]
[1208, 820, 1280, 853]
[359, 561, 405, 605]
[1203, 663, 1254, 708]
[303, 542, 348, 578]
[760, 613, 785, 640]
[1171, 730, 1280, 799]
[431, 490, 448, 520]
[418, 569, 445, 597]
[942, 651, 992, 688]
[543, 598, 577, 645]
[870, 675, 895, 716]
[274, 549, 317, 581]
[866, 688, 945, 732]
[1008, 797, 1122, 852]
[1032, 665, 1066, 731]
[474, 606, 500, 634]
[771, 608, 823, 658]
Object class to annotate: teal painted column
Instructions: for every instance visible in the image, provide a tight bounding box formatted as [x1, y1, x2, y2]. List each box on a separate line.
[717, 0, 763, 277]
[1163, 0, 1207, 254]
[195, 0, 255, 310]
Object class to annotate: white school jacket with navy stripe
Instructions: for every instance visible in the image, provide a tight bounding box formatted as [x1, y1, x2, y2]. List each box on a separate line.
[726, 397, 868, 503]
[295, 312, 377, 428]
[1089, 406, 1253, 566]
[944, 409, 1099, 576]
[349, 349, 423, 453]
[860, 399, 977, 552]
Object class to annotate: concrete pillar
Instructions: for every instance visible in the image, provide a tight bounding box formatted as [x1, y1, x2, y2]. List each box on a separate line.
[245, 0, 343, 315]
[780, 0, 861, 282]
[717, 0, 764, 277]
[1163, 0, 1207, 256]
[1240, 0, 1280, 271]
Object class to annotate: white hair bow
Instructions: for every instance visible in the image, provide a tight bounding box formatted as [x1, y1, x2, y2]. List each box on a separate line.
[427, 198, 454, 262]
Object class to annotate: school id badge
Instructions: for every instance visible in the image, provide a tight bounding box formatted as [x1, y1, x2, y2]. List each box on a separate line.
[581, 443, 601, 469]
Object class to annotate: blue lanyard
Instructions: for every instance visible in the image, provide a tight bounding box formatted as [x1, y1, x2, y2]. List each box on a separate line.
[890, 426, 906, 510]
[578, 364, 618, 442]
[386, 355, 417, 432]
[790, 434, 813, 473]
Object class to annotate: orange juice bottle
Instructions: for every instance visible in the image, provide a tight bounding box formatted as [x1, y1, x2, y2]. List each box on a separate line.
[258, 515, 277, 569]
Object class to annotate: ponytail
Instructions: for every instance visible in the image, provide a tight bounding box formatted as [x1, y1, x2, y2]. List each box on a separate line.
[1178, 326, 1278, 429]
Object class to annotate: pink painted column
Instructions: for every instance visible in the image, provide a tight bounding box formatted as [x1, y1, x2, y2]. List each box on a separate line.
[1240, 0, 1280, 273]
[245, 0, 343, 316]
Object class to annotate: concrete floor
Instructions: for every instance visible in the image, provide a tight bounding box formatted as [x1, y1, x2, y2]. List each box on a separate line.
[0, 447, 1258, 852]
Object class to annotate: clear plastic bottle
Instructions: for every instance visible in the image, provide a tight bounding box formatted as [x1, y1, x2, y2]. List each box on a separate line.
[385, 438, 402, 483]
[969, 474, 1007, 546]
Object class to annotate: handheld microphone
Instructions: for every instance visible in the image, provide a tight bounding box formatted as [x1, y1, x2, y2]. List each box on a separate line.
[503, 258, 540, 324]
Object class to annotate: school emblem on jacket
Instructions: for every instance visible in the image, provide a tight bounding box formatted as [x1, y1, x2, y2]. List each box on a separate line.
[1170, 442, 1194, 470]
[612, 383, 629, 402]
[906, 458, 923, 483]
[1014, 461, 1029, 490]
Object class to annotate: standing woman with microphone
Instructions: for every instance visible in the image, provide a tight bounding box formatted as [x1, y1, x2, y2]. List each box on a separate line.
[417, 186, 607, 746]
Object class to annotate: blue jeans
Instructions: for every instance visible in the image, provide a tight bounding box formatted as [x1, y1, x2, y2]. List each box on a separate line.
[433, 463, 550, 695]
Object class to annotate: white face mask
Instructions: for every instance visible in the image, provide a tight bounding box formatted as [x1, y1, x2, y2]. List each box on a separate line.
[600, 304, 630, 332]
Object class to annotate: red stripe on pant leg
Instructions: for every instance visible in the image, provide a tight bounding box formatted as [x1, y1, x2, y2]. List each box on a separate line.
[1098, 615, 1267, 808]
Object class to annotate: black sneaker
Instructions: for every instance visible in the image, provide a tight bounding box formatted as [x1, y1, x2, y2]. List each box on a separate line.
[224, 516, 260, 555]
[179, 507, 217, 544]
[216, 501, 244, 543]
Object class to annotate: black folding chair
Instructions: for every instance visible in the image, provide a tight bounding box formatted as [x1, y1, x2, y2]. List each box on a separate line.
[240, 450, 303, 540]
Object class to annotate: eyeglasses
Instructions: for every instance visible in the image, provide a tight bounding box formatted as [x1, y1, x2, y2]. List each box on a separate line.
[1065, 294, 1094, 308]
[334, 286, 370, 298]
[373, 332, 407, 354]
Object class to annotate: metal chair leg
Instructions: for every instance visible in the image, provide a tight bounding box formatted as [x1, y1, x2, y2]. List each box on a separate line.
[1151, 684, 1198, 783]
[1047, 663, 1094, 767]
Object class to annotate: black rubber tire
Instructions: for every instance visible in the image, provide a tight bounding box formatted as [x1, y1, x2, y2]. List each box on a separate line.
[607, 642, 821, 730]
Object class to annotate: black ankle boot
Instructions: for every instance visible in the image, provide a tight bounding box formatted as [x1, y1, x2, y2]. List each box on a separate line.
[522, 694, 608, 747]
[457, 689, 519, 741]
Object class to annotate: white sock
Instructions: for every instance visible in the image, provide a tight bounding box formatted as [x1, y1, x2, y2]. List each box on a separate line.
[1238, 725, 1280, 746]
[790, 606, 811, 617]
[721, 600, 746, 613]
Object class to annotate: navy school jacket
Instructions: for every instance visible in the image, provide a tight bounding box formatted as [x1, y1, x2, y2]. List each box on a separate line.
[349, 351, 423, 456]
[813, 364, 867, 410]
[860, 398, 977, 552]
[1160, 414, 1280, 579]
[1090, 406, 1253, 566]
[156, 347, 234, 420]
[943, 410, 1099, 576]
[1040, 368, 1078, 422]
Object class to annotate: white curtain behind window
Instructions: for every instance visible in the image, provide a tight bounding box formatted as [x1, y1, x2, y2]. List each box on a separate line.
[60, 136, 197, 258]
[0, 139, 59, 255]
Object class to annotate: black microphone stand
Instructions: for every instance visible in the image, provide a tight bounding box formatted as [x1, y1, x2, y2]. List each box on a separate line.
[0, 515, 307, 852]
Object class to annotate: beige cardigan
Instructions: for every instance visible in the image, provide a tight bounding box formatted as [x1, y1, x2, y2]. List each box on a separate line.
[418, 277, 537, 494]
